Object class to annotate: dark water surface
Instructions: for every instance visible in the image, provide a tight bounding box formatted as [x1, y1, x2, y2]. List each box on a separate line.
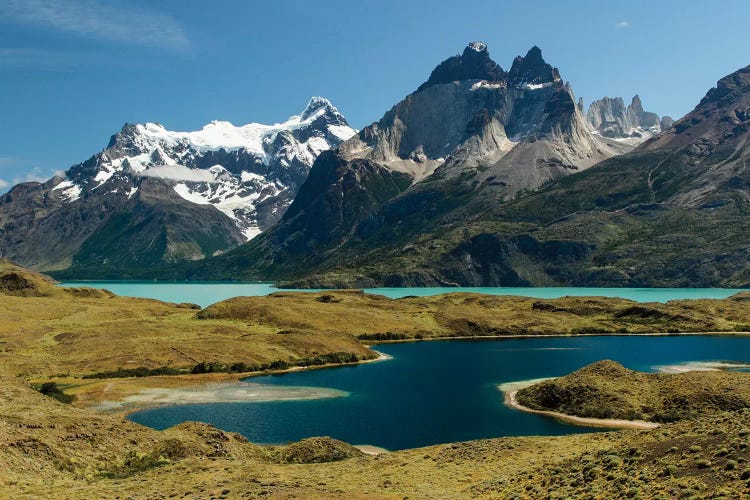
[129, 335, 750, 450]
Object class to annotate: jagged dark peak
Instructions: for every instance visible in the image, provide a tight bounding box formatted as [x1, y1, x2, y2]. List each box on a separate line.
[507, 46, 561, 87]
[700, 64, 750, 107]
[418, 41, 505, 91]
[630, 95, 644, 114]
[106, 123, 139, 149]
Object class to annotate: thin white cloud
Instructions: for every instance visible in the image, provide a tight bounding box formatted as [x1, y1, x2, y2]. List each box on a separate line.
[1, 0, 189, 50]
[12, 167, 54, 185]
[0, 179, 9, 189]
[615, 21, 630, 29]
[0, 156, 22, 167]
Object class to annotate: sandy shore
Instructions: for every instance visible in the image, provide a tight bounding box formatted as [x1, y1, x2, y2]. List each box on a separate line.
[504, 389, 660, 430]
[71, 349, 393, 416]
[354, 444, 390, 455]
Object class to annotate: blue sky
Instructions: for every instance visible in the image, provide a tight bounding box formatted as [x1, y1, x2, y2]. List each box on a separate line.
[1, 0, 749, 192]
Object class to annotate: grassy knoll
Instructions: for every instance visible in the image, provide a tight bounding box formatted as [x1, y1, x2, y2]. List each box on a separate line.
[516, 360, 750, 423]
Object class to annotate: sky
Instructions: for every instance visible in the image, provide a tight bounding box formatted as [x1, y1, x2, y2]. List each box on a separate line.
[1, 0, 749, 192]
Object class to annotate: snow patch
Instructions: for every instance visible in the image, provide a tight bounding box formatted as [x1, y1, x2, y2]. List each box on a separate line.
[93, 169, 114, 187]
[520, 81, 556, 90]
[328, 124, 357, 141]
[471, 80, 505, 91]
[468, 41, 487, 52]
[138, 165, 217, 182]
[240, 171, 267, 183]
[52, 180, 82, 202]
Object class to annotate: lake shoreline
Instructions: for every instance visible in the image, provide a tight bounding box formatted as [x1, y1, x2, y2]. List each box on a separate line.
[71, 350, 393, 417]
[57, 281, 749, 308]
[71, 333, 750, 418]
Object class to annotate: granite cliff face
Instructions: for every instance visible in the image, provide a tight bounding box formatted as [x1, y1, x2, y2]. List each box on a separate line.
[586, 95, 673, 144]
[0, 99, 355, 273]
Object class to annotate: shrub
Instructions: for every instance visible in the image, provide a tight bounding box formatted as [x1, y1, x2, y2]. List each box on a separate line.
[37, 382, 75, 404]
[357, 332, 408, 341]
[82, 366, 182, 379]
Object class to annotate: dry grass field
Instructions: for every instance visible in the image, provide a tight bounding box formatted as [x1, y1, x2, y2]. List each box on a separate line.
[3, 260, 750, 498]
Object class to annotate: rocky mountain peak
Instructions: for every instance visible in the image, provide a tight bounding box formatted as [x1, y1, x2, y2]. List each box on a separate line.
[418, 42, 505, 91]
[301, 96, 338, 120]
[630, 95, 644, 114]
[0, 98, 356, 274]
[507, 46, 561, 87]
[586, 94, 668, 143]
[466, 41, 488, 53]
[660, 116, 675, 130]
[700, 64, 750, 107]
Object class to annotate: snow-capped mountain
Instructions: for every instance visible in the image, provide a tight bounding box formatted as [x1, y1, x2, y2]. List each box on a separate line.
[187, 43, 637, 284]
[60, 97, 355, 240]
[0, 97, 355, 273]
[585, 95, 673, 145]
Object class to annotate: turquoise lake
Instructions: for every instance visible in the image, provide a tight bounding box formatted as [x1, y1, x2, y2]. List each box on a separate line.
[59, 281, 746, 308]
[128, 335, 750, 450]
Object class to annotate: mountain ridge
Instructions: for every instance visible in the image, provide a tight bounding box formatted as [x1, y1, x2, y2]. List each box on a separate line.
[0, 98, 355, 272]
[171, 60, 750, 288]
[155, 43, 640, 283]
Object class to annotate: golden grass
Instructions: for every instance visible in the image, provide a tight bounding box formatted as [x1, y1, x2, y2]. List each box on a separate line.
[4, 373, 750, 498]
[5, 260, 750, 497]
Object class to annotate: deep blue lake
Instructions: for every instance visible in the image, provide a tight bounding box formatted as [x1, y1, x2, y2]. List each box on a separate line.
[128, 335, 750, 450]
[60, 281, 746, 308]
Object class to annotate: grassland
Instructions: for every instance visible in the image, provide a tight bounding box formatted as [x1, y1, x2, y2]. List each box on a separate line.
[4, 260, 750, 497]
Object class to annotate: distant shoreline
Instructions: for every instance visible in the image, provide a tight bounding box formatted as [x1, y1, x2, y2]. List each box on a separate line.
[366, 330, 750, 345]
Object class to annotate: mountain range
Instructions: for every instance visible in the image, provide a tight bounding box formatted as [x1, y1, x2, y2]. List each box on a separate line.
[0, 98, 354, 272]
[160, 44, 749, 287]
[3, 42, 748, 287]
[585, 95, 673, 144]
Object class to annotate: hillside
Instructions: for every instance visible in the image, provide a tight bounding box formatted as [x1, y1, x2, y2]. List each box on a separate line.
[6, 261, 750, 407]
[3, 354, 750, 497]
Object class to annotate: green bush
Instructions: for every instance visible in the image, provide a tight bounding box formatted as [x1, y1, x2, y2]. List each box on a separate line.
[37, 382, 75, 404]
[357, 332, 408, 341]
